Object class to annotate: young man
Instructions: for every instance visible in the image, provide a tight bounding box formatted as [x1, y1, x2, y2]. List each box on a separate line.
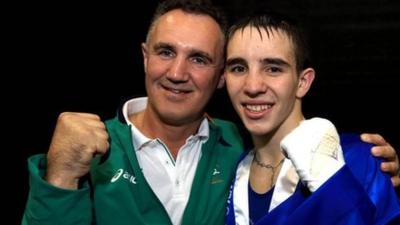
[22, 1, 399, 225]
[224, 12, 400, 224]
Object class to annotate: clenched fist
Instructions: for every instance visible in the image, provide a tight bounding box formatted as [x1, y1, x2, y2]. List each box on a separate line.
[45, 112, 109, 189]
[280, 117, 345, 192]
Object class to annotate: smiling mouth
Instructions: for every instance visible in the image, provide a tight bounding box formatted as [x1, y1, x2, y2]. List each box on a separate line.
[244, 104, 273, 113]
[163, 85, 192, 94]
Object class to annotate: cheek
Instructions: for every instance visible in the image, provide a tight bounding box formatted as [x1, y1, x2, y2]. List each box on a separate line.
[277, 83, 298, 110]
[225, 75, 238, 95]
[193, 71, 220, 90]
[277, 79, 298, 96]
[146, 58, 167, 81]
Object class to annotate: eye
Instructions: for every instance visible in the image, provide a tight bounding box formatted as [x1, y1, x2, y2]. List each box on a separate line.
[266, 66, 282, 74]
[190, 56, 208, 65]
[227, 65, 247, 74]
[189, 52, 212, 67]
[157, 49, 175, 59]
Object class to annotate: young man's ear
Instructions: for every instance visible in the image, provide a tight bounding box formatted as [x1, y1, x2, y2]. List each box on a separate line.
[296, 68, 315, 98]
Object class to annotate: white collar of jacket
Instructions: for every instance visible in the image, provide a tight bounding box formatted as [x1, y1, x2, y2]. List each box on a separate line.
[233, 151, 299, 225]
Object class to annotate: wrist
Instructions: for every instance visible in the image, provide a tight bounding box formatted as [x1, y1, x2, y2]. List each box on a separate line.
[45, 170, 80, 190]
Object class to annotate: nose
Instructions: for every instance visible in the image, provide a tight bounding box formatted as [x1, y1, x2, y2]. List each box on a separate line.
[243, 70, 267, 97]
[166, 56, 189, 83]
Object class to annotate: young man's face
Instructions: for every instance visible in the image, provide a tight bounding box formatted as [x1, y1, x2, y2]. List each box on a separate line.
[225, 26, 305, 136]
[142, 9, 225, 126]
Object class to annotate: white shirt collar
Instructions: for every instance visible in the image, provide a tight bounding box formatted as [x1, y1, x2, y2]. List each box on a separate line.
[122, 97, 209, 151]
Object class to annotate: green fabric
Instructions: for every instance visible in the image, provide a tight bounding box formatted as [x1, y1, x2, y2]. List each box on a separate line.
[181, 119, 244, 225]
[22, 155, 92, 225]
[22, 116, 243, 225]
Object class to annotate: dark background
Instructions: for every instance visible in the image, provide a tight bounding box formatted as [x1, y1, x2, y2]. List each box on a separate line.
[13, 0, 399, 223]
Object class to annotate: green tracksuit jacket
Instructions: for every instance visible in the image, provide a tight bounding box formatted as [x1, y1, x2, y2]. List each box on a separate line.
[22, 115, 243, 225]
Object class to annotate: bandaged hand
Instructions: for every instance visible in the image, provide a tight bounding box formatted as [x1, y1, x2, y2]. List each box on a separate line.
[280, 117, 345, 192]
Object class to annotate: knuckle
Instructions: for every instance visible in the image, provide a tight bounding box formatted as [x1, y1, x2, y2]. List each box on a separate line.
[58, 112, 73, 122]
[104, 141, 110, 150]
[99, 122, 107, 129]
[84, 112, 101, 121]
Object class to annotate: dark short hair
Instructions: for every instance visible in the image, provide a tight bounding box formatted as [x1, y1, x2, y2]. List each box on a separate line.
[146, 0, 228, 42]
[227, 11, 311, 72]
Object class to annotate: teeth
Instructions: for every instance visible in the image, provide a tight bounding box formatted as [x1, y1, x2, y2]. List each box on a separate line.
[245, 104, 271, 112]
[171, 89, 182, 94]
[166, 87, 184, 94]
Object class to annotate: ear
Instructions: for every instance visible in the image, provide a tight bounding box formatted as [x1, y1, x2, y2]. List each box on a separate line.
[141, 43, 148, 72]
[296, 68, 315, 98]
[217, 73, 226, 89]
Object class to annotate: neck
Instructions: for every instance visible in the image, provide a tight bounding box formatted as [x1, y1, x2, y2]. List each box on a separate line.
[249, 105, 305, 193]
[249, 132, 286, 194]
[252, 102, 305, 157]
[129, 108, 204, 159]
[250, 149, 285, 194]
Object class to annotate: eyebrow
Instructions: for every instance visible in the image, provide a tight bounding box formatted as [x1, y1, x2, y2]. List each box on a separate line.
[226, 57, 290, 68]
[153, 42, 174, 51]
[261, 58, 290, 67]
[226, 57, 247, 67]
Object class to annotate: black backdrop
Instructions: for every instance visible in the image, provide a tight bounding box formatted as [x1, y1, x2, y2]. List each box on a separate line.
[14, 0, 399, 223]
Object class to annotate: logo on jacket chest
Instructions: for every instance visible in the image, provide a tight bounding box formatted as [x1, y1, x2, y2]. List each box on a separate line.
[211, 164, 224, 184]
[111, 168, 137, 184]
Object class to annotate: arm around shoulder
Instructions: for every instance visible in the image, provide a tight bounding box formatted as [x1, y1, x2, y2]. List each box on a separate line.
[341, 134, 400, 224]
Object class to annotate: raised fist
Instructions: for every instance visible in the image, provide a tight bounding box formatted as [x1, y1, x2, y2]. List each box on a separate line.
[45, 112, 109, 189]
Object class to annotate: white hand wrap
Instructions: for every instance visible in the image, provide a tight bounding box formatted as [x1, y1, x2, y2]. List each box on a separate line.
[280, 117, 345, 192]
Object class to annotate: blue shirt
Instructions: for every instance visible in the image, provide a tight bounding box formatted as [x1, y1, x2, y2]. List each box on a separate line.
[248, 184, 274, 224]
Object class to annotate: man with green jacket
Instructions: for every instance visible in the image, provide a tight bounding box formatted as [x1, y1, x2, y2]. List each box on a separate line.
[23, 1, 241, 224]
